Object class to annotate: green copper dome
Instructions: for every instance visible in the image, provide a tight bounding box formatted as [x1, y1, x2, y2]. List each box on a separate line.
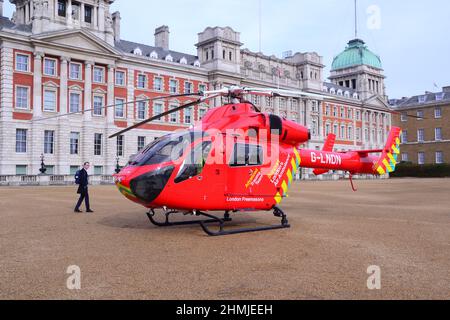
[332, 39, 382, 71]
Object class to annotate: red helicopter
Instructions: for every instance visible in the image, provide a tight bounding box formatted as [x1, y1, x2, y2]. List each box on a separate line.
[105, 86, 402, 236]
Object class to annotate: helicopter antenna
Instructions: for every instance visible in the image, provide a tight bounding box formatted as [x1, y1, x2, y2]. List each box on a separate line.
[259, 0, 262, 52]
[354, 0, 358, 38]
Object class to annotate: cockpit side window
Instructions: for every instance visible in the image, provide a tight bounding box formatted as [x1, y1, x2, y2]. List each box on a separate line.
[229, 143, 263, 167]
[174, 141, 212, 184]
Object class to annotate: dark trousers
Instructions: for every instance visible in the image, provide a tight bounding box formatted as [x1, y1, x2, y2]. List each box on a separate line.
[75, 189, 90, 211]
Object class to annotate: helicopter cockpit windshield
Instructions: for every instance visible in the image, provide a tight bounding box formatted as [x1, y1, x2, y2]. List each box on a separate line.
[129, 131, 207, 166]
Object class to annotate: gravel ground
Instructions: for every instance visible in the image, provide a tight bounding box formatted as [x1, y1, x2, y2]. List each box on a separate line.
[0, 178, 449, 300]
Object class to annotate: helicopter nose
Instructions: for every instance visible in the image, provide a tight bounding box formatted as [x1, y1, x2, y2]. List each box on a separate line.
[129, 166, 175, 204]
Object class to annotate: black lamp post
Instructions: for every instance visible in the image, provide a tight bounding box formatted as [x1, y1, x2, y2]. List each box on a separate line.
[115, 157, 121, 174]
[39, 154, 47, 175]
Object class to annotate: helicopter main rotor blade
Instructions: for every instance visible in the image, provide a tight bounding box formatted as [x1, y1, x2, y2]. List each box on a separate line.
[32, 93, 202, 122]
[108, 95, 219, 139]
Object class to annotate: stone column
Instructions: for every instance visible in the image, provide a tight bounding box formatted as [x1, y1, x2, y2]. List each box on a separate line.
[33, 52, 44, 118]
[81, 3, 85, 26]
[127, 68, 135, 125]
[84, 61, 93, 121]
[317, 101, 324, 141]
[0, 45, 14, 174]
[98, 2, 105, 31]
[67, 0, 73, 26]
[58, 57, 70, 174]
[107, 65, 115, 124]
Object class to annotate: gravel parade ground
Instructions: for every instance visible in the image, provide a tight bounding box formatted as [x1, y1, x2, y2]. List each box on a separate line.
[0, 178, 449, 300]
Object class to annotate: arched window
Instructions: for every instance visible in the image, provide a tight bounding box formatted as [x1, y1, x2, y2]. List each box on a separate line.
[229, 51, 232, 61]
[180, 57, 187, 65]
[133, 47, 142, 56]
[165, 54, 173, 62]
[149, 51, 158, 59]
[193, 60, 201, 67]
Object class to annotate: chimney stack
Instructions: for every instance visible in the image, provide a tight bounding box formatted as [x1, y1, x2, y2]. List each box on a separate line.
[155, 25, 170, 51]
[0, 0, 4, 17]
[112, 11, 121, 42]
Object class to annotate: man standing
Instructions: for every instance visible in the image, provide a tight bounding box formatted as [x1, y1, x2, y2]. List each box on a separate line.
[74, 162, 94, 213]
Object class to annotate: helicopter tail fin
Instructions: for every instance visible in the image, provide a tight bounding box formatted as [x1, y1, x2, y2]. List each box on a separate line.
[372, 127, 402, 175]
[313, 134, 336, 176]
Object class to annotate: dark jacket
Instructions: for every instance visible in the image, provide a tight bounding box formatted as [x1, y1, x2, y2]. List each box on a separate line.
[76, 169, 89, 194]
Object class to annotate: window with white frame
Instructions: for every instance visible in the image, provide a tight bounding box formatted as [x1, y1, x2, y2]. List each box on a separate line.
[43, 89, 57, 112]
[93, 95, 104, 116]
[184, 82, 193, 94]
[356, 128, 361, 141]
[16, 54, 29, 72]
[115, 98, 125, 118]
[356, 110, 361, 120]
[137, 101, 147, 120]
[137, 74, 146, 89]
[69, 62, 82, 80]
[436, 151, 443, 164]
[333, 124, 338, 135]
[199, 84, 207, 93]
[44, 130, 54, 154]
[115, 71, 125, 86]
[325, 104, 330, 116]
[348, 126, 353, 140]
[199, 108, 207, 120]
[16, 129, 27, 153]
[402, 130, 408, 143]
[169, 104, 179, 123]
[44, 58, 57, 76]
[169, 79, 178, 94]
[401, 112, 408, 122]
[117, 135, 124, 157]
[364, 128, 369, 141]
[333, 107, 337, 117]
[417, 129, 425, 142]
[69, 92, 81, 113]
[435, 128, 442, 141]
[418, 152, 425, 165]
[15, 86, 29, 109]
[153, 102, 163, 120]
[340, 125, 346, 139]
[325, 123, 331, 136]
[435, 107, 442, 119]
[70, 132, 80, 155]
[184, 107, 192, 124]
[138, 136, 146, 152]
[401, 153, 409, 162]
[154, 77, 163, 91]
[94, 133, 102, 156]
[417, 110, 424, 120]
[93, 66, 105, 83]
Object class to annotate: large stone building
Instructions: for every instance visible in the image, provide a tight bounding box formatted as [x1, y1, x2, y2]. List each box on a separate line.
[0, 0, 393, 178]
[390, 87, 450, 165]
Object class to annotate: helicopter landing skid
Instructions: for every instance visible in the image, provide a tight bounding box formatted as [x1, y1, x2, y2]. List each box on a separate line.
[199, 206, 290, 237]
[146, 209, 232, 228]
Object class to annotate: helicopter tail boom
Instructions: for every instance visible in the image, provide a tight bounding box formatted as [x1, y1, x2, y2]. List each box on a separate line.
[299, 127, 402, 176]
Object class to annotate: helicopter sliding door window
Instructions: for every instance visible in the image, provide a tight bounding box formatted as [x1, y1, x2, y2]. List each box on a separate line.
[174, 142, 212, 184]
[229, 143, 264, 167]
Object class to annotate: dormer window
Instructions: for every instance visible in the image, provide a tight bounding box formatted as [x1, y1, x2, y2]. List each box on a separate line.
[149, 51, 158, 59]
[133, 48, 142, 56]
[180, 57, 187, 65]
[344, 91, 350, 98]
[193, 60, 201, 67]
[330, 88, 336, 95]
[58, 0, 66, 17]
[165, 54, 173, 62]
[418, 95, 426, 103]
[436, 92, 445, 101]
[337, 89, 343, 96]
[353, 93, 359, 99]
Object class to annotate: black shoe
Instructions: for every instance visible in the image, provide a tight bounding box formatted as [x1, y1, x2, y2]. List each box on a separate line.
[86, 209, 94, 213]
[74, 209, 82, 213]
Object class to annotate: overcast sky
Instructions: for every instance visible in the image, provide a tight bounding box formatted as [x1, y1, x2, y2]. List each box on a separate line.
[3, 0, 449, 98]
